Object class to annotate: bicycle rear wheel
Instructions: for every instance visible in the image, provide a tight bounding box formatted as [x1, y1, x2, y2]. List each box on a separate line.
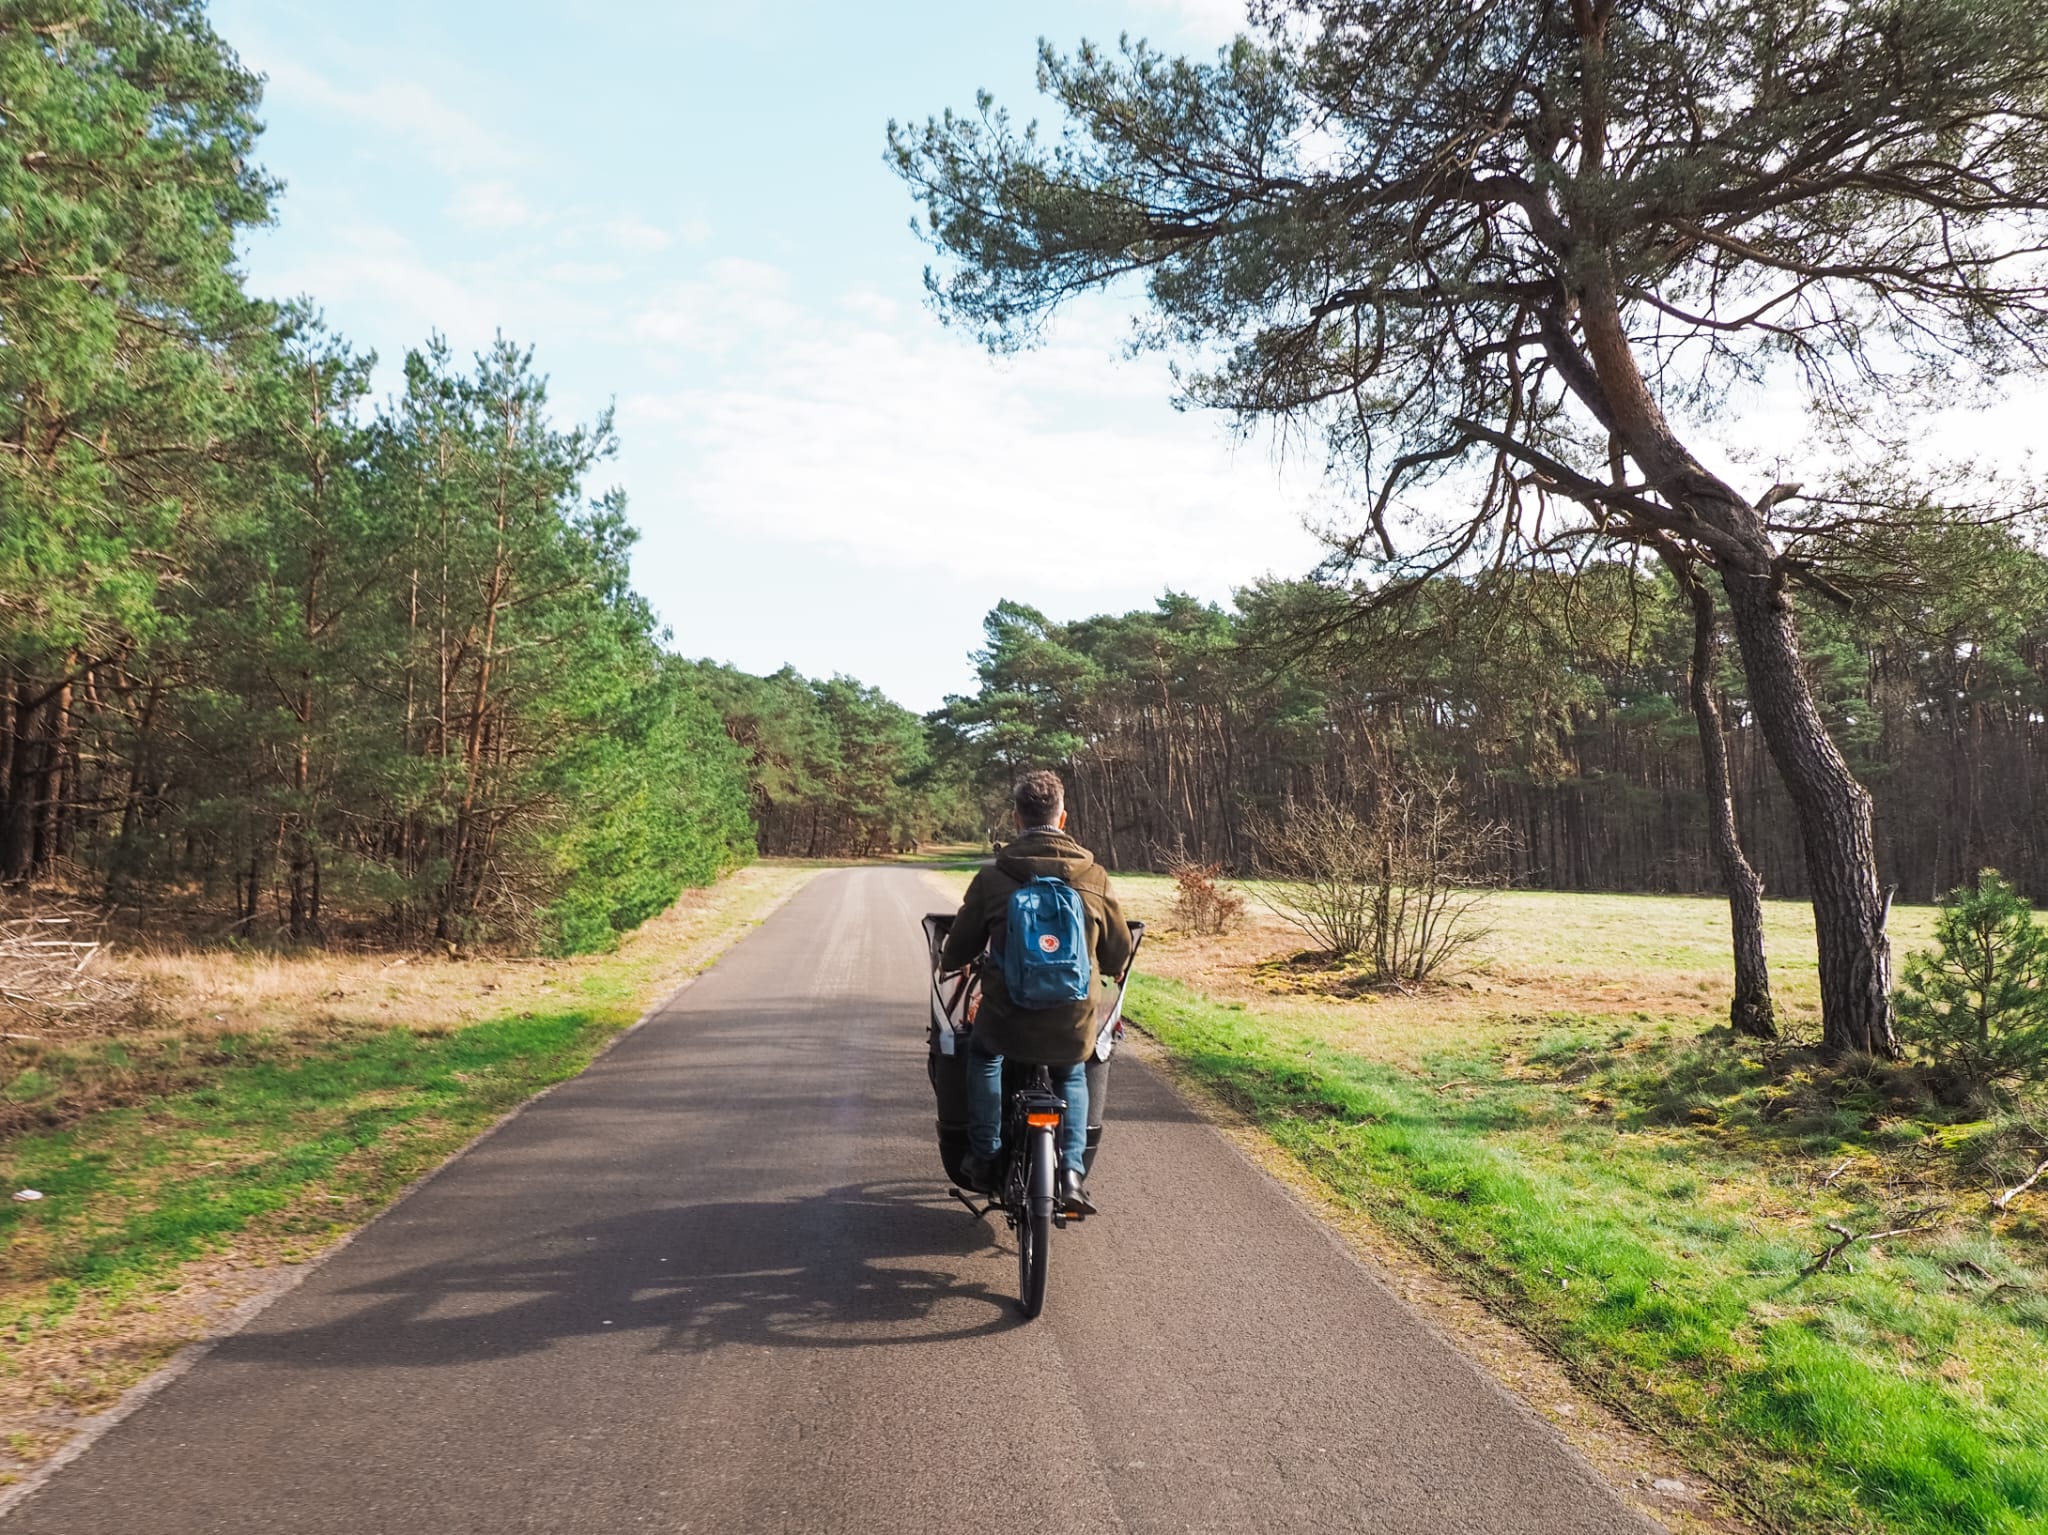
[1017, 1127, 1054, 1318]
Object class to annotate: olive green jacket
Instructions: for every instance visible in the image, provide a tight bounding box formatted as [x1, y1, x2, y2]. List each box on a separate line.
[939, 828, 1134, 1065]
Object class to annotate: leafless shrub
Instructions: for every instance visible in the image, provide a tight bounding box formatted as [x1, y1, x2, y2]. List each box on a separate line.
[1251, 800, 1381, 959]
[1253, 773, 1511, 986]
[1166, 856, 1247, 936]
[0, 907, 140, 1029]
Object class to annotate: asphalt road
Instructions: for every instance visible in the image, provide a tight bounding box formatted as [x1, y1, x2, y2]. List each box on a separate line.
[12, 867, 1659, 1534]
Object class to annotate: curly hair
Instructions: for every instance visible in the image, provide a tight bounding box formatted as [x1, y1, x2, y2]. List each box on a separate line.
[1012, 769, 1065, 827]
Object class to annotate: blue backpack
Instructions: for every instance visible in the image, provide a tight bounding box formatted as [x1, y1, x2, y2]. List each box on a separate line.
[1001, 876, 1092, 1008]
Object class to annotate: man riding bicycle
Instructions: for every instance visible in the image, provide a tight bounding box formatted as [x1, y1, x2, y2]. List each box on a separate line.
[940, 769, 1133, 1215]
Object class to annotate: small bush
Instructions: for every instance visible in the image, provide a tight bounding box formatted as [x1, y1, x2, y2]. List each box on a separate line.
[1251, 798, 1381, 957]
[1167, 857, 1247, 935]
[1252, 772, 1510, 984]
[1894, 870, 2048, 1091]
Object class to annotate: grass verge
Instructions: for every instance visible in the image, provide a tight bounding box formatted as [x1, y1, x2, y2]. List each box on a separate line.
[0, 860, 822, 1480]
[1131, 972, 2048, 1535]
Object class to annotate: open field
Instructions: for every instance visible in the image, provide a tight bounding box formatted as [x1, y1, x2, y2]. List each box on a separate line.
[930, 867, 2047, 1534]
[1118, 877, 1941, 1052]
[0, 861, 825, 1483]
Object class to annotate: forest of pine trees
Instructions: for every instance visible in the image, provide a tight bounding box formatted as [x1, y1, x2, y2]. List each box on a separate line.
[936, 542, 2048, 905]
[8, 322, 765, 953]
[699, 664, 965, 860]
[0, 4, 959, 952]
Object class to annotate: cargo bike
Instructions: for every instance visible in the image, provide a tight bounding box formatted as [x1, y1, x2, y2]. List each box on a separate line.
[919, 911, 1145, 1319]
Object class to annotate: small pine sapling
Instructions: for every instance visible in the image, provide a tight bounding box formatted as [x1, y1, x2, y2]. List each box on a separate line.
[1895, 871, 2048, 1092]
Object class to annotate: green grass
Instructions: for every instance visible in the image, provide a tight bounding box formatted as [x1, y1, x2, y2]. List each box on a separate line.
[1132, 974, 2048, 1535]
[886, 840, 992, 871]
[0, 861, 819, 1461]
[1, 1007, 619, 1320]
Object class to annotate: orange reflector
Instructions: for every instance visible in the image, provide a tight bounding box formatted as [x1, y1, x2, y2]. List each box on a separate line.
[1025, 1112, 1061, 1128]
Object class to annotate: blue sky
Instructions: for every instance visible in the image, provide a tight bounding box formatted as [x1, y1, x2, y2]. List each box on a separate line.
[210, 0, 1329, 712]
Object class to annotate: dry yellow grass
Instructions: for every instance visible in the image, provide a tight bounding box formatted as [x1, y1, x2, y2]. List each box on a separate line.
[127, 860, 825, 1039]
[927, 866, 1943, 1069]
[3, 861, 826, 1139]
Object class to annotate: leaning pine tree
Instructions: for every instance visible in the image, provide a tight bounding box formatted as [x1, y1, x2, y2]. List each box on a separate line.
[893, 0, 2048, 1057]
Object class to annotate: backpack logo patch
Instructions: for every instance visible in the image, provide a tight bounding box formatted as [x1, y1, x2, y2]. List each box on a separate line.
[1039, 934, 1061, 953]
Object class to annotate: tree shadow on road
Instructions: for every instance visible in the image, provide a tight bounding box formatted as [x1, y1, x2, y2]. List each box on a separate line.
[215, 1180, 1023, 1369]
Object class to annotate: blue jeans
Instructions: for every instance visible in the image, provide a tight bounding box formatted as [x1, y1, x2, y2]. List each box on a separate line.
[966, 1043, 1088, 1175]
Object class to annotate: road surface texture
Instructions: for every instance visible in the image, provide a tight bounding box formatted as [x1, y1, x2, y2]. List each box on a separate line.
[13, 867, 1659, 1534]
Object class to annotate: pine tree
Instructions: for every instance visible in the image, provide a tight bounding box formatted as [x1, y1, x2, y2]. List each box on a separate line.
[892, 0, 2048, 1054]
[1897, 872, 2048, 1089]
[0, 0, 273, 881]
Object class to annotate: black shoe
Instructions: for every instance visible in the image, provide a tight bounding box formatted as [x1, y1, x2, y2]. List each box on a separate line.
[1058, 1168, 1097, 1216]
[960, 1151, 1003, 1195]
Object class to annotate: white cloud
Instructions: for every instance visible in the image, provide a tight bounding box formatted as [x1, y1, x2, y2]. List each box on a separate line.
[543, 260, 627, 286]
[273, 223, 501, 340]
[262, 56, 519, 177]
[631, 259, 805, 355]
[621, 270, 1325, 596]
[451, 179, 540, 228]
[262, 222, 619, 381]
[1129, 0, 1253, 40]
[603, 215, 679, 254]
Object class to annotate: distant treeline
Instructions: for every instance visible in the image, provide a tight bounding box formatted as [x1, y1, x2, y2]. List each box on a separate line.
[698, 663, 971, 860]
[937, 539, 2048, 903]
[0, 3, 961, 950]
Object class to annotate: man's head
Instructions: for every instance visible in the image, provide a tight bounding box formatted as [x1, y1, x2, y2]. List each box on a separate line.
[1013, 769, 1067, 832]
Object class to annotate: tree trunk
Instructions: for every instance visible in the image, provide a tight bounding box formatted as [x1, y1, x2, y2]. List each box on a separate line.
[1569, 271, 1897, 1059]
[237, 833, 262, 933]
[289, 537, 322, 944]
[2, 681, 40, 881]
[1668, 556, 1775, 1038]
[287, 820, 311, 941]
[1720, 568, 1896, 1055]
[444, 478, 510, 933]
[32, 670, 73, 876]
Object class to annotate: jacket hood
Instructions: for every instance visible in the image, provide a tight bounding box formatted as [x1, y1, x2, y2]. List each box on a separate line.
[994, 827, 1098, 883]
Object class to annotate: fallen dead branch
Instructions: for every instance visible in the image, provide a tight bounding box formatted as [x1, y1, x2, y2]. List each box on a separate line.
[1994, 1157, 2048, 1213]
[1804, 1212, 1943, 1275]
[0, 908, 139, 1023]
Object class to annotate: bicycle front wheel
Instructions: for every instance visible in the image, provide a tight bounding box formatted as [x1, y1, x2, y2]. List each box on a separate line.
[1017, 1127, 1055, 1318]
